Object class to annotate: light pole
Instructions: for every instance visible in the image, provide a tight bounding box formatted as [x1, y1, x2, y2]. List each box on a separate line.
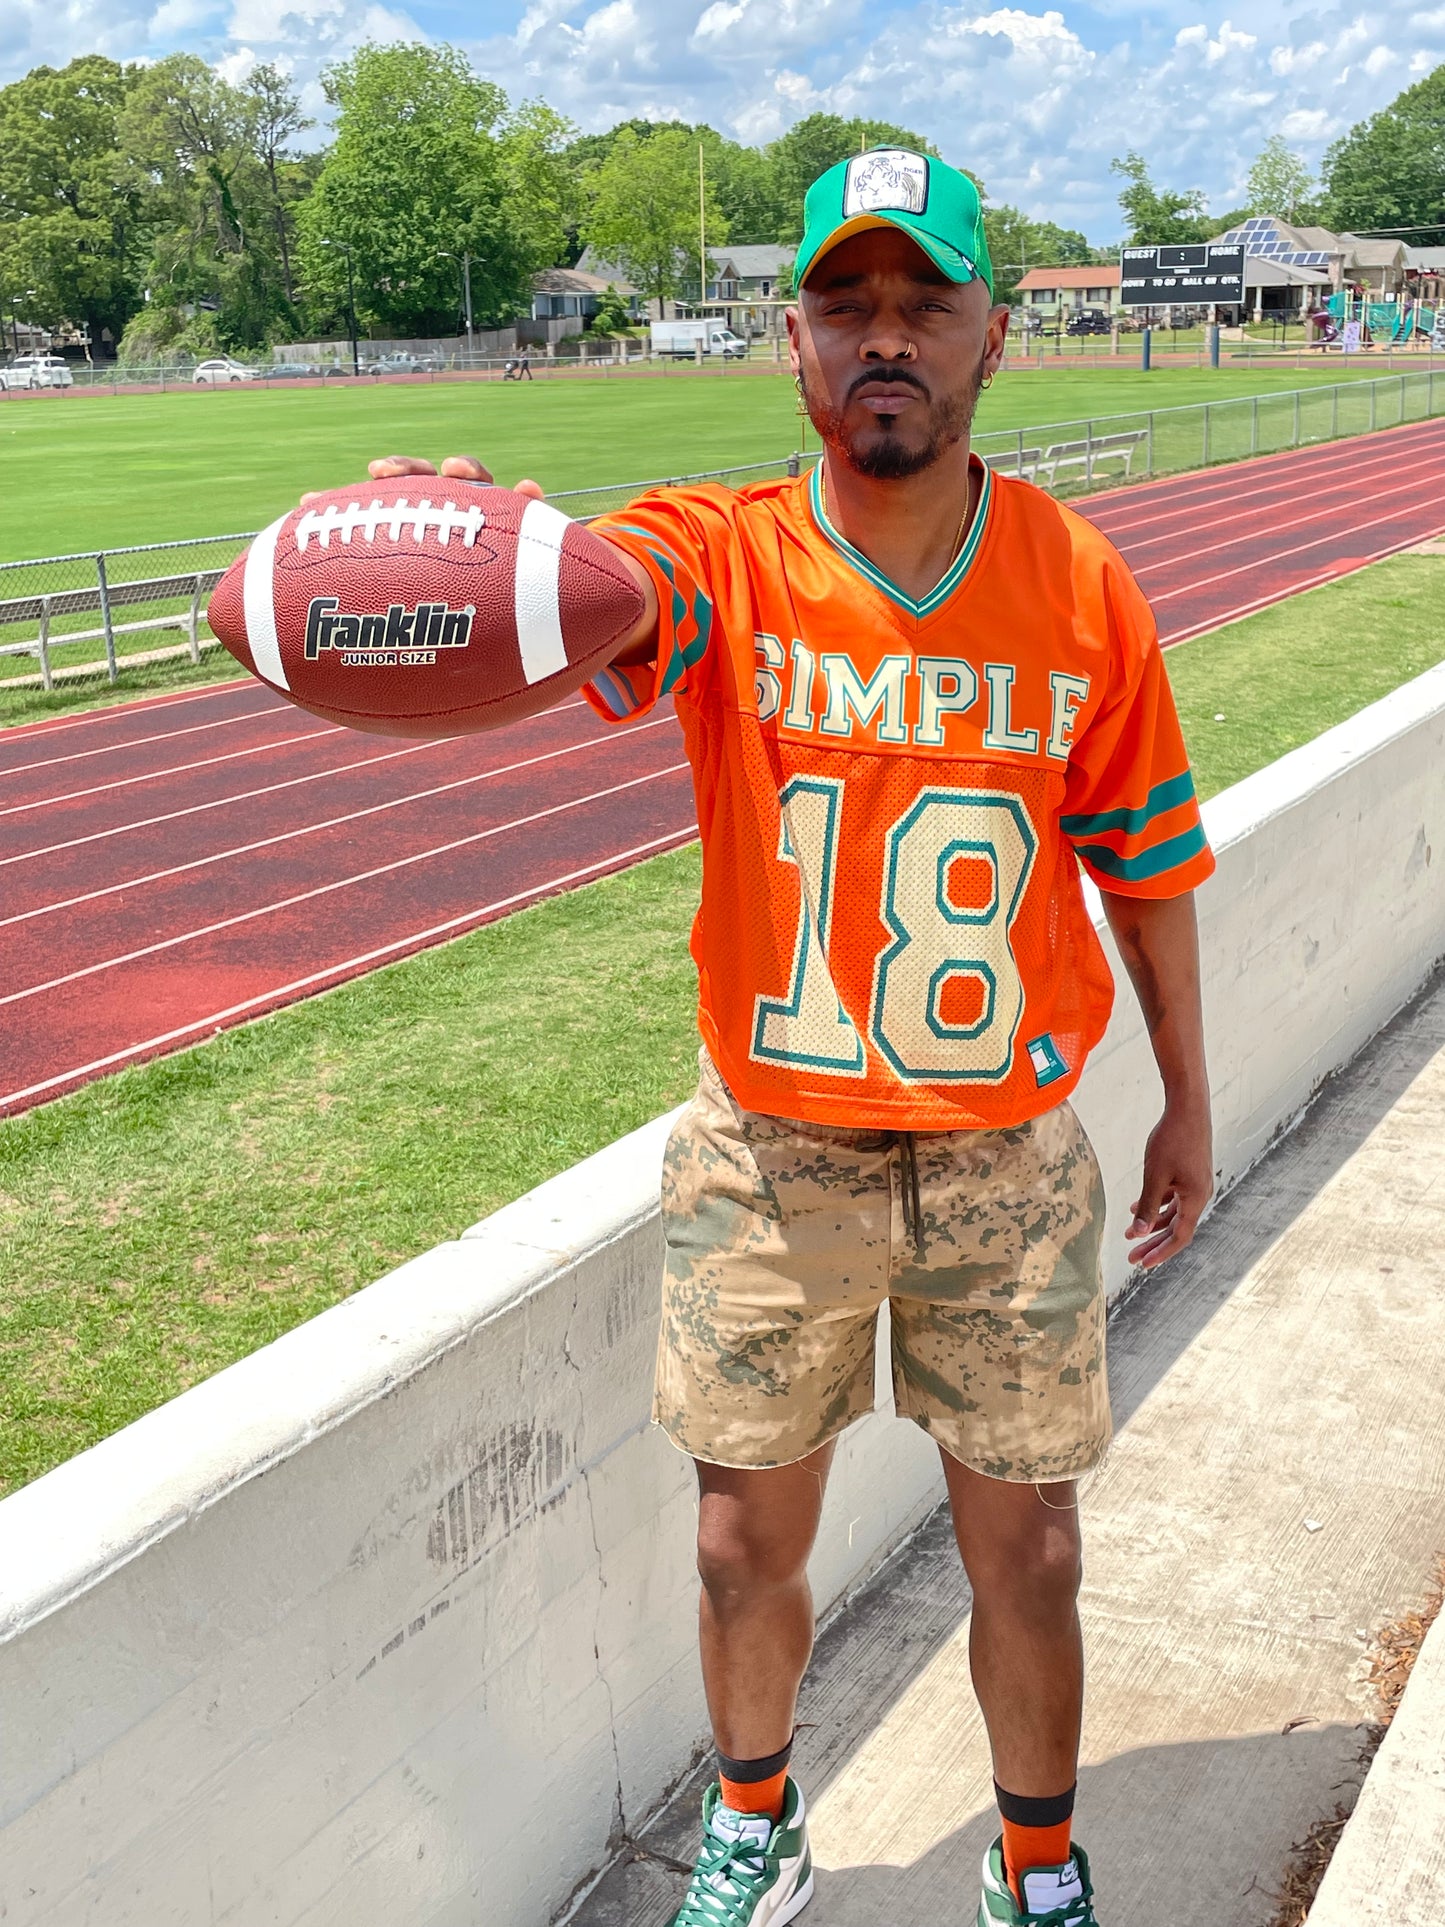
[436, 250, 476, 360]
[321, 239, 360, 377]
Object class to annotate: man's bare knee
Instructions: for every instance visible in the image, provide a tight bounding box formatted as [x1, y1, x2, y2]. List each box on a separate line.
[696, 1508, 811, 1603]
[968, 1507, 1082, 1622]
[693, 1451, 831, 1606]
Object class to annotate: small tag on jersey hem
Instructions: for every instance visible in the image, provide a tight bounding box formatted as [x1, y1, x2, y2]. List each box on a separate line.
[1027, 1032, 1069, 1088]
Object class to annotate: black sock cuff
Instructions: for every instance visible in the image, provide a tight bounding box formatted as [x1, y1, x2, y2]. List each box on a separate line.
[717, 1734, 794, 1784]
[994, 1781, 1076, 1829]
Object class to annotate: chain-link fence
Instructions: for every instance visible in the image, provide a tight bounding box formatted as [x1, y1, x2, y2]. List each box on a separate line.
[5, 366, 1442, 701]
[0, 345, 790, 396]
[0, 534, 254, 695]
[971, 365, 1445, 494]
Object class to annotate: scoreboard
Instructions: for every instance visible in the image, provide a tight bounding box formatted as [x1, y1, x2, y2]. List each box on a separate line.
[1119, 243, 1246, 307]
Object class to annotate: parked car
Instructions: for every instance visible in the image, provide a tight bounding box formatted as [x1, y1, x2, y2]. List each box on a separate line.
[194, 358, 258, 384]
[269, 361, 322, 378]
[1064, 308, 1113, 336]
[365, 351, 444, 375]
[1, 354, 75, 389]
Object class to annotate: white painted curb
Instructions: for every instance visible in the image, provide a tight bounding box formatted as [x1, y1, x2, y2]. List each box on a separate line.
[1307, 1606, 1445, 1922]
[1, 663, 1444, 1927]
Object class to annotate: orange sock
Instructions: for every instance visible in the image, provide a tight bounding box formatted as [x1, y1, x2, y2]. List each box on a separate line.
[719, 1765, 789, 1819]
[1001, 1816, 1073, 1903]
[995, 1781, 1077, 1907]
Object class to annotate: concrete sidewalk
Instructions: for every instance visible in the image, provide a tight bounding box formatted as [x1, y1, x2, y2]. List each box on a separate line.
[577, 965, 1445, 1927]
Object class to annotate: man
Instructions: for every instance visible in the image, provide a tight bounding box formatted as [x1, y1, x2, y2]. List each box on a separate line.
[372, 149, 1214, 1927]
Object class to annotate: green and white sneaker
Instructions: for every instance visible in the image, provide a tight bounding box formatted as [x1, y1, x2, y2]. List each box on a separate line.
[977, 1836, 1098, 1925]
[671, 1778, 814, 1927]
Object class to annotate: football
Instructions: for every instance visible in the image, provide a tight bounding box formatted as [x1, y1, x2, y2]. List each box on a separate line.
[207, 480, 646, 736]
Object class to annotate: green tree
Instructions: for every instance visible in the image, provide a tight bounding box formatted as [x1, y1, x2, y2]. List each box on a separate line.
[498, 99, 580, 272]
[1111, 151, 1210, 244]
[243, 63, 311, 308]
[297, 43, 533, 336]
[582, 125, 728, 317]
[698, 129, 787, 245]
[590, 284, 633, 333]
[0, 56, 145, 350]
[984, 204, 1091, 303]
[767, 115, 937, 240]
[1244, 136, 1315, 222]
[1323, 65, 1445, 243]
[119, 54, 294, 349]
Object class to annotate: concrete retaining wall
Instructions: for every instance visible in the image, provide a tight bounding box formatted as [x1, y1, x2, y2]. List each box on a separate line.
[1307, 1605, 1445, 1924]
[3, 663, 1444, 1927]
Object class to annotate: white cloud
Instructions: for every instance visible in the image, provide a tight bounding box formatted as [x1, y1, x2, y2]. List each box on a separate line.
[8, 0, 1445, 239]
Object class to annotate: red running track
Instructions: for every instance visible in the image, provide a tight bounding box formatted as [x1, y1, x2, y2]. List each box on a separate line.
[4, 416, 1444, 1114]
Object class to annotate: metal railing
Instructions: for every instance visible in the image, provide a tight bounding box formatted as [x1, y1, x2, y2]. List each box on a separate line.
[4, 366, 1442, 697]
[970, 365, 1445, 493]
[0, 343, 791, 397]
[0, 533, 256, 692]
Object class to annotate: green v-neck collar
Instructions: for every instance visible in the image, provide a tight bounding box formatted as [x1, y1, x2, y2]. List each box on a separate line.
[807, 454, 993, 619]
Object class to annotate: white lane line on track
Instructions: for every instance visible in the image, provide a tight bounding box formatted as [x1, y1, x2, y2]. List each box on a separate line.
[1158, 525, 1435, 646]
[0, 759, 693, 1007]
[1149, 492, 1435, 606]
[1082, 417, 1445, 530]
[0, 695, 603, 865]
[0, 739, 442, 867]
[0, 676, 258, 747]
[1097, 436, 1445, 550]
[0, 700, 306, 783]
[0, 824, 700, 1113]
[1130, 465, 1440, 586]
[0, 723, 340, 817]
[2, 713, 679, 925]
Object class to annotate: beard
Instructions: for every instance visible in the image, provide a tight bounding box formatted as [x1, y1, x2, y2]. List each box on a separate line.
[800, 352, 988, 479]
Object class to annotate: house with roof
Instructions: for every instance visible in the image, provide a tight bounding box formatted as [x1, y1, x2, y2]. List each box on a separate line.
[1011, 265, 1121, 313]
[1215, 216, 1408, 313]
[1405, 247, 1445, 301]
[705, 245, 796, 303]
[531, 266, 640, 324]
[573, 243, 797, 334]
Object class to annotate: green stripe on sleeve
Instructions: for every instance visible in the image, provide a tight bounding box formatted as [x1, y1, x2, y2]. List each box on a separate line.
[1060, 769, 1197, 840]
[1075, 822, 1209, 882]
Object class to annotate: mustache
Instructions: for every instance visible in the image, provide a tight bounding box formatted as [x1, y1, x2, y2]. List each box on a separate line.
[847, 366, 930, 402]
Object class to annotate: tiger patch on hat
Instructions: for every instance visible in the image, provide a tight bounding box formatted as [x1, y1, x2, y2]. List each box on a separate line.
[843, 149, 929, 217]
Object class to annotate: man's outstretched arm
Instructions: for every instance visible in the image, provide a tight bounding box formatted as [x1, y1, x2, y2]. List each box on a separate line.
[1099, 890, 1213, 1270]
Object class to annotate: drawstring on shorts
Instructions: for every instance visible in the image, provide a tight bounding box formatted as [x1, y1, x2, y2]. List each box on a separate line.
[897, 1132, 925, 1263]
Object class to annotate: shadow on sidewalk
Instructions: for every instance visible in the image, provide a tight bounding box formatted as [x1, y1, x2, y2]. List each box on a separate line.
[575, 966, 1444, 1927]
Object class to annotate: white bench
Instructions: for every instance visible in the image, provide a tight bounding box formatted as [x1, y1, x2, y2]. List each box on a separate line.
[0, 568, 226, 690]
[1034, 428, 1149, 487]
[984, 447, 1044, 481]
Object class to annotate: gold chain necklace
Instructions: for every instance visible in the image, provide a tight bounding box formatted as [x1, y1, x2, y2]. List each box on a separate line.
[820, 467, 974, 572]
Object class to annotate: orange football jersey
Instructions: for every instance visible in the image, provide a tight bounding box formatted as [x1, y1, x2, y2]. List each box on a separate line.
[587, 460, 1214, 1130]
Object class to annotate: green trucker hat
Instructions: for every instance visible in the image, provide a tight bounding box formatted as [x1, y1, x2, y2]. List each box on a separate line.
[794, 148, 993, 296]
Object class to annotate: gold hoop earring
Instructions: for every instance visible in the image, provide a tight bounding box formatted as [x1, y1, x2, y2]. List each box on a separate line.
[794, 372, 810, 419]
[981, 371, 994, 389]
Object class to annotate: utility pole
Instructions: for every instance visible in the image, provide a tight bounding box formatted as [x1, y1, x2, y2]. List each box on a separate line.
[462, 251, 474, 360]
[322, 239, 361, 376]
[698, 143, 707, 317]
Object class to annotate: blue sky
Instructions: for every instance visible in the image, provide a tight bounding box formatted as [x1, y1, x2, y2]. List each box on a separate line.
[4, 0, 1439, 240]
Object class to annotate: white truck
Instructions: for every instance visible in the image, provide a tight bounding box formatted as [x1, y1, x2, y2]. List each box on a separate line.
[649, 320, 749, 360]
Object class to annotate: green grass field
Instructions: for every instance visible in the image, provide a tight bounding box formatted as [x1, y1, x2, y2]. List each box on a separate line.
[2, 547, 1442, 1495]
[0, 358, 1404, 562]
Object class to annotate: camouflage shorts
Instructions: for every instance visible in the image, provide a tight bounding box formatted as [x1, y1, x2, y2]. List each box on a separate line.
[655, 1050, 1111, 1481]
